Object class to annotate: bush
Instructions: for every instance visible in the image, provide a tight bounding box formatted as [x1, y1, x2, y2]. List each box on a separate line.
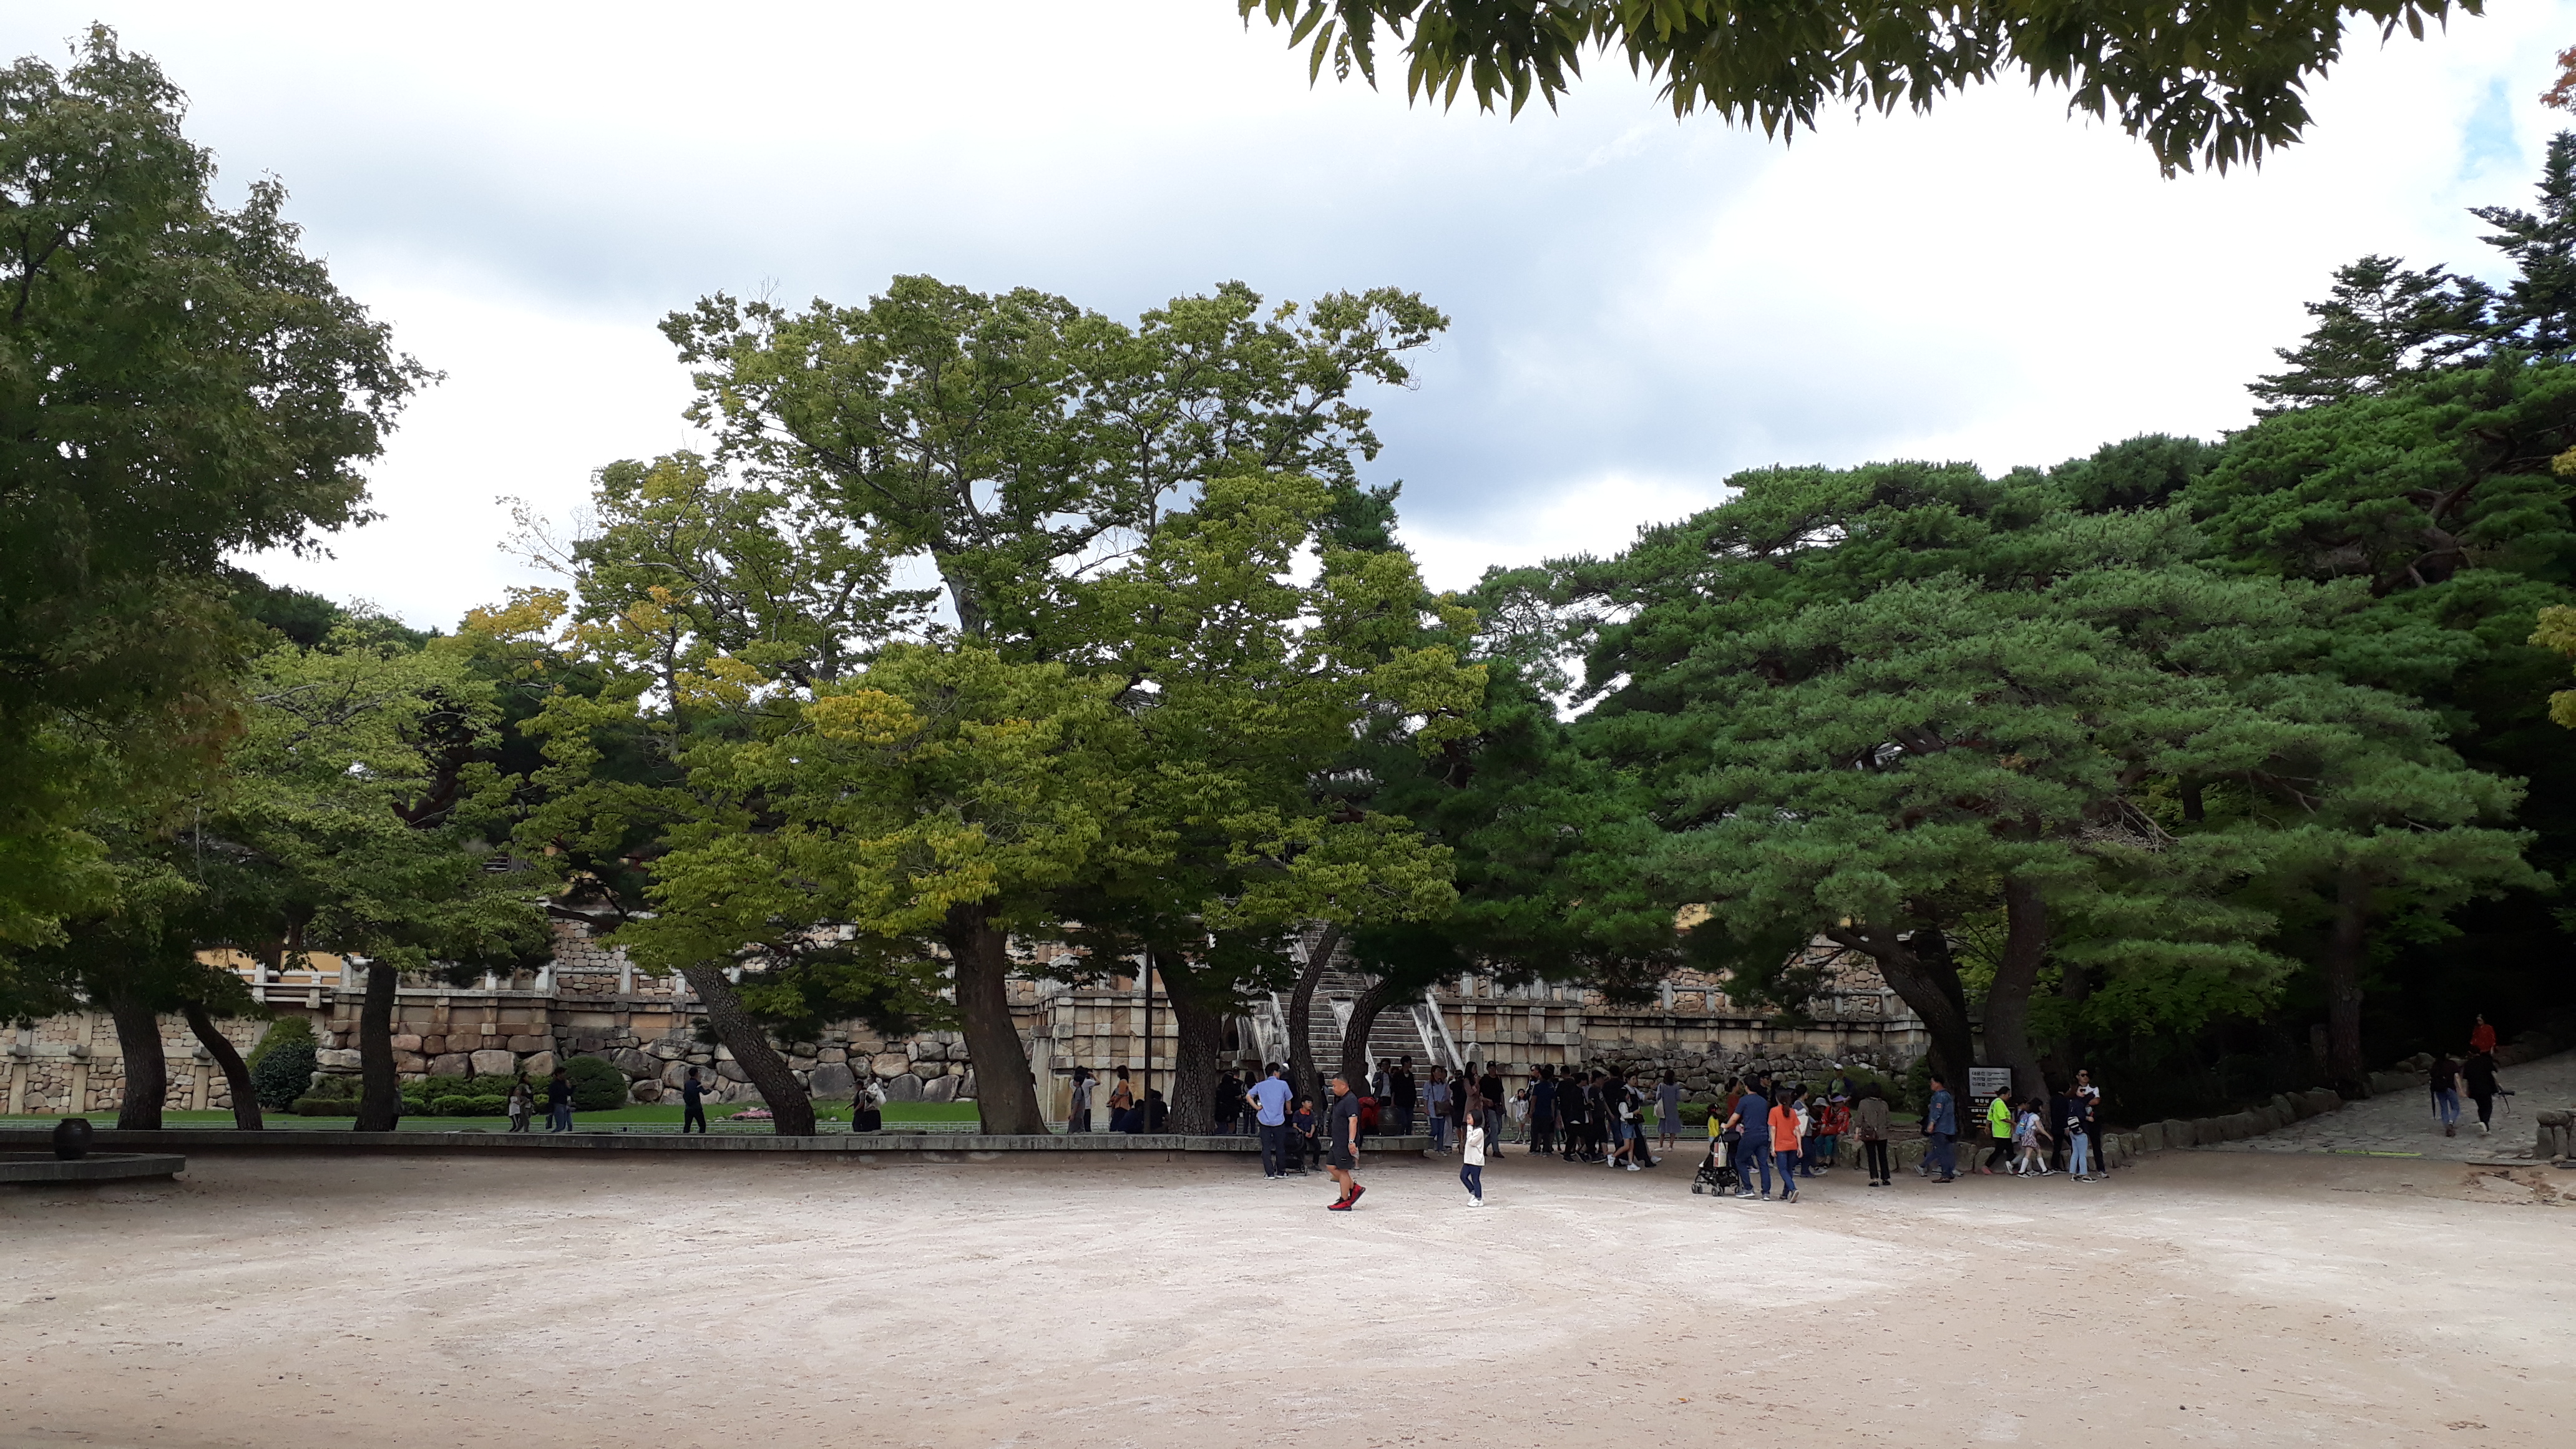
[250, 1021, 320, 1111]
[290, 1096, 346, 1116]
[301, 1072, 359, 1101]
[1679, 1101, 1712, 1127]
[429, 1095, 475, 1117]
[564, 1054, 628, 1111]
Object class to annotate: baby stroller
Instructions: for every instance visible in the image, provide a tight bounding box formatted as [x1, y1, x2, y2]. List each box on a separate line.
[1691, 1138, 1739, 1196]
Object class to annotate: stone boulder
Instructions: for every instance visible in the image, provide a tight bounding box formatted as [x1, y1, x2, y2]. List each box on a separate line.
[646, 1040, 686, 1060]
[522, 1050, 557, 1078]
[2139, 1121, 2166, 1153]
[660, 1060, 696, 1089]
[391, 1033, 424, 1053]
[2163, 1118, 2195, 1148]
[609, 1047, 650, 1079]
[956, 1070, 976, 1100]
[808, 1062, 857, 1100]
[316, 1048, 363, 1070]
[883, 1071, 925, 1102]
[428, 1053, 471, 1077]
[923, 1074, 958, 1103]
[508, 1034, 547, 1054]
[870, 1052, 909, 1079]
[630, 1081, 663, 1104]
[715, 1060, 749, 1083]
[469, 1049, 515, 1078]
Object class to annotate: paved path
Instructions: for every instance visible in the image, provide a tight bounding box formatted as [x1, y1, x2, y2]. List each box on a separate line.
[2207, 1048, 2576, 1164]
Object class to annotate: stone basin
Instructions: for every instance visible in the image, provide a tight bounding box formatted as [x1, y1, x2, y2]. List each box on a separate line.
[0, 1151, 186, 1184]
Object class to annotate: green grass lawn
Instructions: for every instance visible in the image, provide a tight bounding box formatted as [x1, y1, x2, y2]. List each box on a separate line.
[1, 1100, 987, 1131]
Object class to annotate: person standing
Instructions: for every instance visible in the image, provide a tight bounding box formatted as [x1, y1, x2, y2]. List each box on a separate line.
[1768, 1088, 1805, 1203]
[1425, 1066, 1453, 1152]
[1923, 1074, 1959, 1183]
[1247, 1065, 1295, 1179]
[1856, 1086, 1892, 1186]
[1460, 1104, 1488, 1207]
[1727, 1081, 1773, 1199]
[506, 1073, 532, 1133]
[1390, 1056, 1418, 1137]
[2063, 1090, 2095, 1180]
[1214, 1071, 1243, 1137]
[1809, 1094, 1848, 1176]
[1292, 1096, 1320, 1173]
[1478, 1065, 1506, 1154]
[2469, 1014, 2497, 1055]
[545, 1065, 573, 1133]
[1981, 1088, 2014, 1175]
[2429, 1052, 2462, 1136]
[1069, 1066, 1095, 1133]
[680, 1066, 709, 1134]
[2463, 1047, 2503, 1136]
[2072, 1068, 2107, 1174]
[1325, 1074, 1367, 1210]
[1528, 1065, 1558, 1156]
[1106, 1067, 1135, 1133]
[854, 1078, 885, 1133]
[1657, 1071, 1683, 1151]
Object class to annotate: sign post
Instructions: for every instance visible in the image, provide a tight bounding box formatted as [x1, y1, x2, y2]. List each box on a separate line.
[1968, 1066, 2014, 1125]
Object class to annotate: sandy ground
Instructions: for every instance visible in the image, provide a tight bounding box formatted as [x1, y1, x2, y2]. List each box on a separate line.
[4, 1148, 2570, 1448]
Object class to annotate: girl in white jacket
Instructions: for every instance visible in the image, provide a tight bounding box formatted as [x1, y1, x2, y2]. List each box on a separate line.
[1460, 1109, 1487, 1206]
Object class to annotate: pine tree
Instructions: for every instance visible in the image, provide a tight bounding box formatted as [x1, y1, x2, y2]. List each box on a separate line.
[2249, 256, 2494, 414]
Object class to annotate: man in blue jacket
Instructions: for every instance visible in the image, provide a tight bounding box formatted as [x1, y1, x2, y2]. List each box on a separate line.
[1922, 1073, 1958, 1182]
[1726, 1080, 1772, 1199]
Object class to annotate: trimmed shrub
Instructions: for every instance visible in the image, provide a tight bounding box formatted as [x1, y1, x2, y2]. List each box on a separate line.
[290, 1096, 346, 1116]
[564, 1054, 627, 1111]
[250, 1021, 320, 1111]
[429, 1095, 476, 1117]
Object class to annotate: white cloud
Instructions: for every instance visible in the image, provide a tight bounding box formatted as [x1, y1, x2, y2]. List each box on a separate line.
[9, 0, 2575, 626]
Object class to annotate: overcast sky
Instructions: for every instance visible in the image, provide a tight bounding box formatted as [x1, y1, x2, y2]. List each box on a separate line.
[14, 2, 2576, 626]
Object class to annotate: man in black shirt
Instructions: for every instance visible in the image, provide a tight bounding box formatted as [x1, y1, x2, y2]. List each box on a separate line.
[1478, 1067, 1505, 1155]
[1389, 1056, 1418, 1137]
[1325, 1074, 1366, 1210]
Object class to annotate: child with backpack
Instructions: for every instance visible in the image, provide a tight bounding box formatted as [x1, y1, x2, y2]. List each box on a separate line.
[2012, 1096, 2054, 1176]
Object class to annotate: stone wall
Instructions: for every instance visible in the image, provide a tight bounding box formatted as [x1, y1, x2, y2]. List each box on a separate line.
[4, 1013, 267, 1116]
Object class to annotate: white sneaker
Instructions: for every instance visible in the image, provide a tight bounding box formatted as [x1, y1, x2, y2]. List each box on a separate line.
[1625, 1162, 1640, 1172]
[1471, 1196, 1485, 1208]
[1465, 1191, 1478, 1206]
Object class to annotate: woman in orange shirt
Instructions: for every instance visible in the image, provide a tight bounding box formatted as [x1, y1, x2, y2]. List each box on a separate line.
[1769, 1090, 1804, 1203]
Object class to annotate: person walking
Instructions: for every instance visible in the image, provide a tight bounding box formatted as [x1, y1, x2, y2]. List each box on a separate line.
[1528, 1065, 1558, 1156]
[2012, 1096, 2053, 1176]
[2073, 1067, 2107, 1174]
[854, 1077, 885, 1133]
[1247, 1065, 1295, 1179]
[2463, 1047, 2503, 1136]
[1656, 1071, 1683, 1151]
[1727, 1081, 1773, 1199]
[1069, 1066, 1095, 1133]
[506, 1073, 532, 1133]
[1292, 1096, 1320, 1173]
[680, 1066, 709, 1134]
[2469, 1013, 2497, 1055]
[1768, 1088, 1805, 1203]
[1106, 1067, 1135, 1133]
[1923, 1073, 1959, 1183]
[1390, 1056, 1418, 1137]
[1981, 1088, 2014, 1175]
[1325, 1074, 1367, 1210]
[2429, 1052, 2464, 1136]
[1478, 1065, 1506, 1154]
[1460, 1104, 1488, 1207]
[1856, 1086, 1892, 1186]
[545, 1065, 573, 1133]
[1425, 1066, 1453, 1152]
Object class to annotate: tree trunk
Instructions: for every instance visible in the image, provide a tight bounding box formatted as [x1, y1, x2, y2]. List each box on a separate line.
[182, 1001, 262, 1130]
[1983, 875, 2051, 1101]
[2323, 867, 2373, 1096]
[1165, 978, 1224, 1135]
[1287, 922, 1342, 1104]
[1836, 923, 1974, 1100]
[107, 992, 168, 1131]
[354, 958, 401, 1132]
[940, 901, 1048, 1134]
[1338, 974, 1405, 1096]
[679, 965, 816, 1135]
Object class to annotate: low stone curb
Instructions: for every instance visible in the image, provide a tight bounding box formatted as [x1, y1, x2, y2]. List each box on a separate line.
[0, 1128, 1432, 1160]
[0, 1150, 187, 1183]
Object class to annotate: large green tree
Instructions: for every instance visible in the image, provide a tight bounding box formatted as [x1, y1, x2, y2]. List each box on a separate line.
[0, 30, 425, 960]
[1237, 0, 2480, 173]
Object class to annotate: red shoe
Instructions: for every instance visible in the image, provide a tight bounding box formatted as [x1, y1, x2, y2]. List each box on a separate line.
[1346, 1183, 1366, 1208]
[1326, 1198, 1352, 1211]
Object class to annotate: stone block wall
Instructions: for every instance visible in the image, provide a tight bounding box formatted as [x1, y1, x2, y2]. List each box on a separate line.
[5, 1013, 268, 1116]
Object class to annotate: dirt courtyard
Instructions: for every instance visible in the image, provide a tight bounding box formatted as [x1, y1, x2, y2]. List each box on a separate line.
[4, 1148, 2569, 1448]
